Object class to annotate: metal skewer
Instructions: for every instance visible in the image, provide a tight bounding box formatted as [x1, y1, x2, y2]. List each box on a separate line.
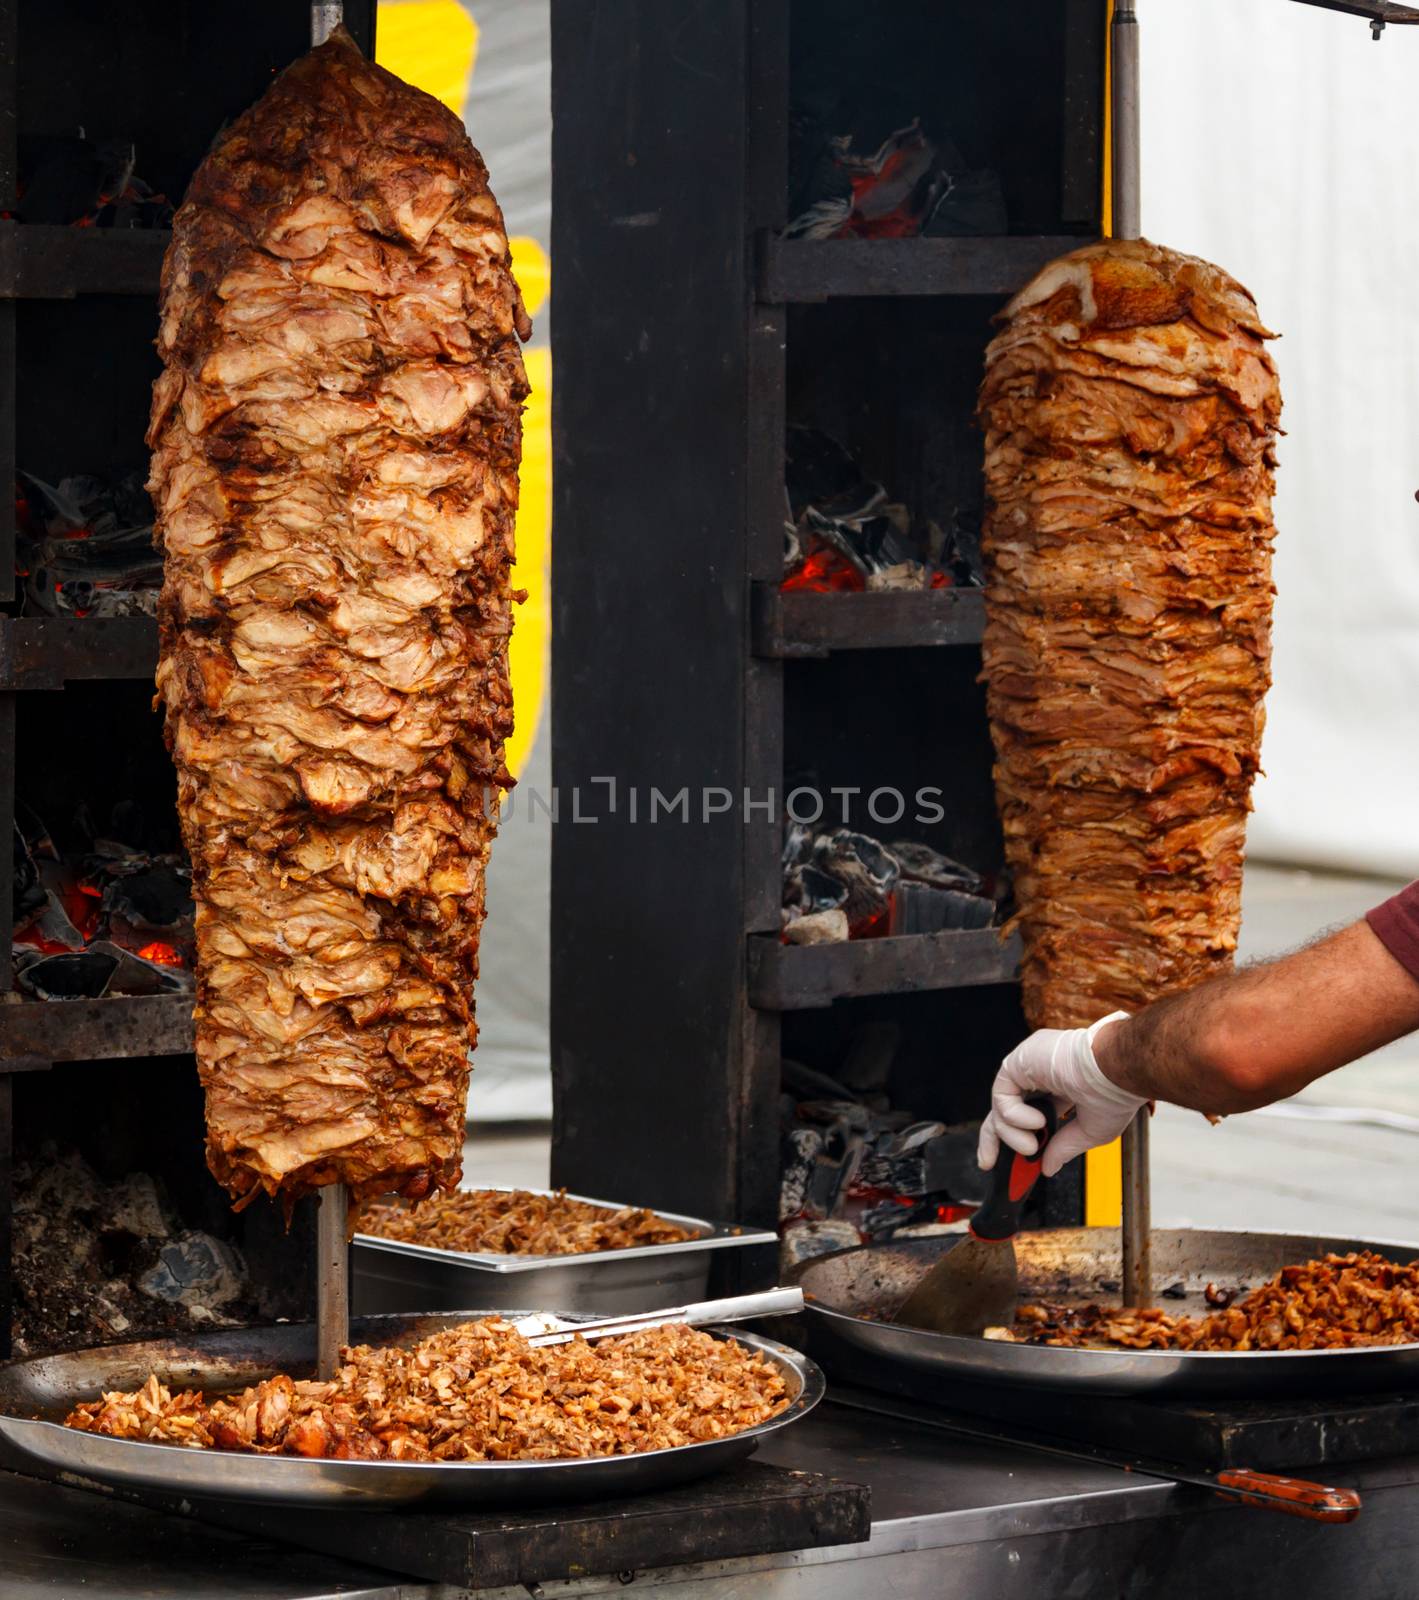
[316, 1182, 349, 1380]
[1110, 0, 1151, 1309]
[311, 2, 343, 47]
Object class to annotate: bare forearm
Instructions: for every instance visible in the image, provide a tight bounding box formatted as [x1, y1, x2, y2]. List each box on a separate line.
[1092, 920, 1419, 1115]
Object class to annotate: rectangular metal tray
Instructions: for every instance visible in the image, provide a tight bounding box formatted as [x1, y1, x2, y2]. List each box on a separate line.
[353, 1187, 779, 1315]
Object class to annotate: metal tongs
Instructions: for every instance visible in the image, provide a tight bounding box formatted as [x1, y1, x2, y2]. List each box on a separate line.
[512, 1287, 804, 1347]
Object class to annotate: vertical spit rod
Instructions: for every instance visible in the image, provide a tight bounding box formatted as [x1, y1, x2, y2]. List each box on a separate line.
[311, 2, 344, 47]
[316, 1182, 349, 1380]
[1121, 1112, 1152, 1306]
[1112, 0, 1150, 1308]
[1111, 1, 1142, 242]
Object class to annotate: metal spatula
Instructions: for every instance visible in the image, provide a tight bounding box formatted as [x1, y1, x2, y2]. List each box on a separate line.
[513, 1287, 805, 1347]
[895, 1097, 1058, 1338]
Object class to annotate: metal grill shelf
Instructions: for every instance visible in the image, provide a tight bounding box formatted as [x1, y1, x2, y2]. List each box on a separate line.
[0, 993, 193, 1067]
[752, 585, 985, 658]
[748, 928, 1021, 1011]
[758, 234, 1089, 304]
[0, 617, 158, 689]
[0, 224, 169, 300]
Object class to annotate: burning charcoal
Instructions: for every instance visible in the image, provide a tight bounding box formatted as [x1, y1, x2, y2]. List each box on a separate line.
[139, 1232, 245, 1310]
[102, 859, 194, 932]
[87, 939, 191, 996]
[779, 1219, 861, 1271]
[857, 1120, 986, 1204]
[784, 862, 849, 918]
[811, 828, 900, 932]
[889, 882, 995, 935]
[17, 135, 170, 228]
[15, 949, 118, 1000]
[17, 470, 161, 617]
[786, 120, 939, 239]
[783, 908, 849, 946]
[889, 841, 984, 895]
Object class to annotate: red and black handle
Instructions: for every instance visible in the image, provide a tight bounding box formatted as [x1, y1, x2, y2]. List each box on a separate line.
[1211, 1468, 1361, 1524]
[971, 1096, 1059, 1243]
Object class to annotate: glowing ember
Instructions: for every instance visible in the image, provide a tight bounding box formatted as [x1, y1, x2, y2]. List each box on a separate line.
[136, 941, 185, 967]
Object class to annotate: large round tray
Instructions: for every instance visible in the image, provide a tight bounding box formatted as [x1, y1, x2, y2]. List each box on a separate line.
[795, 1227, 1419, 1399]
[0, 1311, 823, 1507]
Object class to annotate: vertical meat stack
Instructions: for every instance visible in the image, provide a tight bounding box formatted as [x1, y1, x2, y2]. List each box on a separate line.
[149, 31, 529, 1206]
[977, 239, 1280, 1028]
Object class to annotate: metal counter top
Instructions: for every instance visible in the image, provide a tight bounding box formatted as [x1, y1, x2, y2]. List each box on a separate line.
[0, 1469, 423, 1600]
[9, 1402, 1419, 1598]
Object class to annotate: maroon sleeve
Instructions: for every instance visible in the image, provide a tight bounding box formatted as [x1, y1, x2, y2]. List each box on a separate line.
[1366, 881, 1419, 981]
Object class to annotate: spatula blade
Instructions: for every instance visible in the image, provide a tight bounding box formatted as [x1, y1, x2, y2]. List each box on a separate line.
[895, 1234, 1020, 1337]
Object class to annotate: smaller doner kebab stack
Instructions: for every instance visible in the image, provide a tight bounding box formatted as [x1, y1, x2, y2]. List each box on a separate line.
[978, 240, 1281, 1028]
[149, 29, 529, 1208]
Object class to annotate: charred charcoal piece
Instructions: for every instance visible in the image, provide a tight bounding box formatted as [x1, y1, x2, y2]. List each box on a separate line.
[17, 136, 133, 225]
[780, 1126, 824, 1221]
[922, 168, 1008, 237]
[15, 949, 118, 1000]
[889, 882, 995, 935]
[18, 470, 161, 617]
[857, 1120, 986, 1204]
[783, 862, 850, 917]
[889, 840, 984, 895]
[102, 860, 194, 932]
[811, 828, 900, 930]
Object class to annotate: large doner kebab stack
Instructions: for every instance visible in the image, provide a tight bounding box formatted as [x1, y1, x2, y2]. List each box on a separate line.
[148, 18, 528, 1309]
[979, 243, 1280, 1028]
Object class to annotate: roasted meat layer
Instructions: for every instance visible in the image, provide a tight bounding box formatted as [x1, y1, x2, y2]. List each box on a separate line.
[359, 1188, 697, 1256]
[148, 29, 528, 1205]
[996, 1253, 1419, 1351]
[63, 1319, 789, 1460]
[978, 239, 1280, 1026]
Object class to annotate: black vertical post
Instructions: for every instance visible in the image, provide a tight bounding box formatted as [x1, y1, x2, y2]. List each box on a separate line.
[550, 0, 771, 1223]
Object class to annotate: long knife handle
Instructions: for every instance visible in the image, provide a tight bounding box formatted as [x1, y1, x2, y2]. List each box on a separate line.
[970, 1096, 1058, 1243]
[1214, 1469, 1361, 1524]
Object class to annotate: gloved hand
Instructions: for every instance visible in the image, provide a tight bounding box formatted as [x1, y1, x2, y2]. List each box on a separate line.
[977, 1013, 1144, 1177]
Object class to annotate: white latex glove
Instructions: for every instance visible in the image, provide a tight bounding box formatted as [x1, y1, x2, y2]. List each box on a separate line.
[977, 1013, 1144, 1178]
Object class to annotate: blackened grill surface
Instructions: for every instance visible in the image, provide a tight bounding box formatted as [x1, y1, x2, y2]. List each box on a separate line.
[148, 29, 528, 1207]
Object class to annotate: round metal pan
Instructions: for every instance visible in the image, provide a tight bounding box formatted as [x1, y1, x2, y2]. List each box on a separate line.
[0, 1311, 824, 1508]
[795, 1227, 1419, 1398]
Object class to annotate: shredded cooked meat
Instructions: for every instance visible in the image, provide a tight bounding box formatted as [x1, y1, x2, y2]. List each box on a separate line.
[359, 1188, 698, 1255]
[997, 1253, 1419, 1351]
[148, 28, 529, 1206]
[978, 239, 1280, 1026]
[62, 1320, 788, 1461]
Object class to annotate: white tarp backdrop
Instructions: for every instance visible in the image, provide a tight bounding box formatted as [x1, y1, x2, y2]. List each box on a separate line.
[1141, 0, 1419, 877]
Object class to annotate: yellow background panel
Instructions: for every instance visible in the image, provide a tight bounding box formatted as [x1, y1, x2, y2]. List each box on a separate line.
[375, 1, 478, 115]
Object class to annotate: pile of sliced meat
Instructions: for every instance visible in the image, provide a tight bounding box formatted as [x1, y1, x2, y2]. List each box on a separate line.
[148, 29, 529, 1206]
[978, 239, 1280, 1027]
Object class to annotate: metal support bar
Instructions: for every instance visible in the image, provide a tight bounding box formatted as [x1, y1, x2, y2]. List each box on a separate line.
[1121, 1110, 1151, 1307]
[316, 1183, 349, 1380]
[1111, 1, 1141, 241]
[311, 3, 343, 47]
